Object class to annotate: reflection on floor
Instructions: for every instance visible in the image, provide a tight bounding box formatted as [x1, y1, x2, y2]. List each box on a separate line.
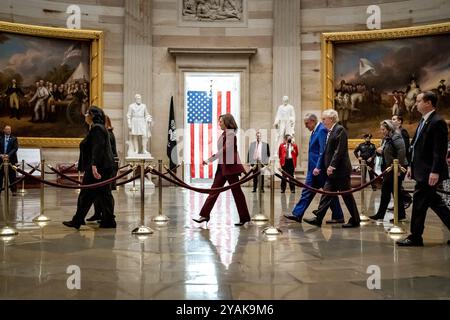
[0, 186, 449, 299]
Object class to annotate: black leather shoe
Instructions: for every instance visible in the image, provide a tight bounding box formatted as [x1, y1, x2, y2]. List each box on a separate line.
[284, 214, 302, 223]
[252, 190, 257, 193]
[389, 217, 407, 223]
[312, 210, 318, 216]
[234, 219, 250, 226]
[369, 214, 383, 221]
[447, 240, 450, 245]
[86, 214, 102, 222]
[193, 217, 209, 224]
[63, 220, 81, 230]
[342, 222, 360, 228]
[303, 217, 321, 227]
[326, 219, 345, 224]
[397, 238, 423, 247]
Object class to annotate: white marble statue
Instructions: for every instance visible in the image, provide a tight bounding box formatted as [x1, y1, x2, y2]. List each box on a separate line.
[273, 95, 296, 144]
[127, 94, 153, 158]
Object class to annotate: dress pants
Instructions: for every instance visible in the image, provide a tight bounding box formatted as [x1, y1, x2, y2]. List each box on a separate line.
[200, 166, 250, 222]
[292, 172, 343, 219]
[376, 172, 406, 219]
[281, 158, 295, 192]
[72, 167, 115, 224]
[252, 174, 264, 191]
[409, 181, 450, 241]
[314, 175, 360, 224]
[0, 163, 17, 192]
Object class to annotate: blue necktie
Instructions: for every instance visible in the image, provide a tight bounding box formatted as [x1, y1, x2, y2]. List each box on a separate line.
[4, 137, 9, 154]
[416, 118, 425, 137]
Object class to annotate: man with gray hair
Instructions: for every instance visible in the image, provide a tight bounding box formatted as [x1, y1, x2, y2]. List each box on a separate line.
[285, 113, 344, 223]
[304, 109, 360, 228]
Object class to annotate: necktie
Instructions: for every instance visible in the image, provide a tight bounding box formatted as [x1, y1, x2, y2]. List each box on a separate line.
[4, 137, 9, 154]
[416, 118, 425, 137]
[253, 142, 259, 161]
[326, 130, 331, 143]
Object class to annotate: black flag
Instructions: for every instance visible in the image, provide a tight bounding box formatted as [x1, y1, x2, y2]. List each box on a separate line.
[167, 96, 178, 171]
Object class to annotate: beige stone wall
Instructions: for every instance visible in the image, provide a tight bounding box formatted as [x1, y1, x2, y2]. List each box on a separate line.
[151, 0, 274, 161]
[0, 0, 124, 165]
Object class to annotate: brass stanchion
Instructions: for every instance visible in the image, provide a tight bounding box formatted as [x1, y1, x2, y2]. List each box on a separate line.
[75, 170, 81, 194]
[153, 160, 169, 223]
[0, 159, 18, 237]
[17, 159, 27, 195]
[32, 160, 51, 223]
[359, 160, 370, 222]
[263, 160, 281, 237]
[132, 159, 154, 235]
[252, 160, 268, 223]
[388, 159, 406, 234]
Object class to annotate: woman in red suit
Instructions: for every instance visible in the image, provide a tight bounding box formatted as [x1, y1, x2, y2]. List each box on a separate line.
[193, 113, 251, 226]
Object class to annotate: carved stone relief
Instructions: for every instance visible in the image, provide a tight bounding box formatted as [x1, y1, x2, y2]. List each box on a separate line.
[182, 0, 243, 22]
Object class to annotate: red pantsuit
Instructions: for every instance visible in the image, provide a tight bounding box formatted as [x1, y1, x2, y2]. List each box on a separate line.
[199, 130, 250, 222]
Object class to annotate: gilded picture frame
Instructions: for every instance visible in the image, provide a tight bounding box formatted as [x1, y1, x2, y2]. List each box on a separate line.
[321, 22, 450, 148]
[0, 21, 103, 148]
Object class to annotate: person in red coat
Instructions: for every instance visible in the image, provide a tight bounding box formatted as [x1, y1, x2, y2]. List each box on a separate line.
[278, 134, 299, 193]
[192, 113, 251, 226]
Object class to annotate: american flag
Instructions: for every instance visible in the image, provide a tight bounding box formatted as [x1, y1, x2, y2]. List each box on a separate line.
[187, 90, 233, 179]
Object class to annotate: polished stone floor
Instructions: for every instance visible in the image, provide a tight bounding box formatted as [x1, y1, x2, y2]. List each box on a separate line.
[0, 184, 449, 300]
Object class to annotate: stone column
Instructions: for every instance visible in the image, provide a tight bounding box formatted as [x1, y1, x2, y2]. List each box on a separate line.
[123, 0, 152, 155]
[272, 0, 301, 147]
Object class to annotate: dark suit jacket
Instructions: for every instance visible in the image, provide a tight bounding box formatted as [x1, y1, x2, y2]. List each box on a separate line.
[78, 124, 114, 173]
[0, 135, 18, 164]
[208, 130, 245, 176]
[247, 141, 270, 165]
[410, 111, 449, 184]
[321, 123, 352, 178]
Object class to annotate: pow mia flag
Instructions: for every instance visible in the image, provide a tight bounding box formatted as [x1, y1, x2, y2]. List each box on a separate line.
[167, 96, 178, 171]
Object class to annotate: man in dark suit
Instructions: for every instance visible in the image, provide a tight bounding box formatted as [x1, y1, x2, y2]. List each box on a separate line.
[247, 130, 270, 192]
[397, 91, 450, 246]
[0, 125, 18, 194]
[285, 113, 343, 223]
[304, 109, 360, 228]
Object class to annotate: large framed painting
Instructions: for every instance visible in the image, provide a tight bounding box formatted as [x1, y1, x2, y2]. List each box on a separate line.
[321, 22, 450, 148]
[0, 21, 103, 147]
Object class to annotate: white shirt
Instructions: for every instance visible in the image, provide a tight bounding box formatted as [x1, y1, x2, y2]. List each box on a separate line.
[253, 140, 262, 161]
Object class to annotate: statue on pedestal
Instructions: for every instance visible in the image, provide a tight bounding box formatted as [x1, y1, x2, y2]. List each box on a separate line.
[126, 94, 153, 158]
[273, 95, 295, 145]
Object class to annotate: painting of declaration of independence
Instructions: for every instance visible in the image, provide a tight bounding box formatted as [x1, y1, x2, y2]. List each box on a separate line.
[0, 31, 91, 138]
[333, 33, 450, 139]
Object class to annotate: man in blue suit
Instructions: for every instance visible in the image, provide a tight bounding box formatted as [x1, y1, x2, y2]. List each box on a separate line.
[284, 113, 344, 223]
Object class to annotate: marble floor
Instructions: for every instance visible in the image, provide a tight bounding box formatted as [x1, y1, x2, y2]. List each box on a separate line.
[0, 184, 449, 300]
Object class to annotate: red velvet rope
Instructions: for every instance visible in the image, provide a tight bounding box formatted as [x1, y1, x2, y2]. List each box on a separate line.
[15, 167, 133, 189]
[275, 167, 392, 196]
[47, 165, 82, 184]
[150, 167, 260, 194]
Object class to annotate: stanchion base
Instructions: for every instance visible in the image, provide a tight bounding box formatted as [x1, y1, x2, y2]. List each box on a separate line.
[32, 215, 51, 223]
[17, 189, 27, 195]
[359, 214, 370, 222]
[388, 225, 406, 234]
[0, 226, 18, 236]
[152, 215, 170, 223]
[129, 187, 138, 192]
[132, 225, 154, 235]
[262, 226, 282, 236]
[252, 214, 269, 222]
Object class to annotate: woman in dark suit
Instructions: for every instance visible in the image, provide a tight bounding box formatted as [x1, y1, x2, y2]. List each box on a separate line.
[87, 115, 119, 222]
[63, 106, 116, 229]
[369, 119, 407, 222]
[193, 113, 251, 226]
